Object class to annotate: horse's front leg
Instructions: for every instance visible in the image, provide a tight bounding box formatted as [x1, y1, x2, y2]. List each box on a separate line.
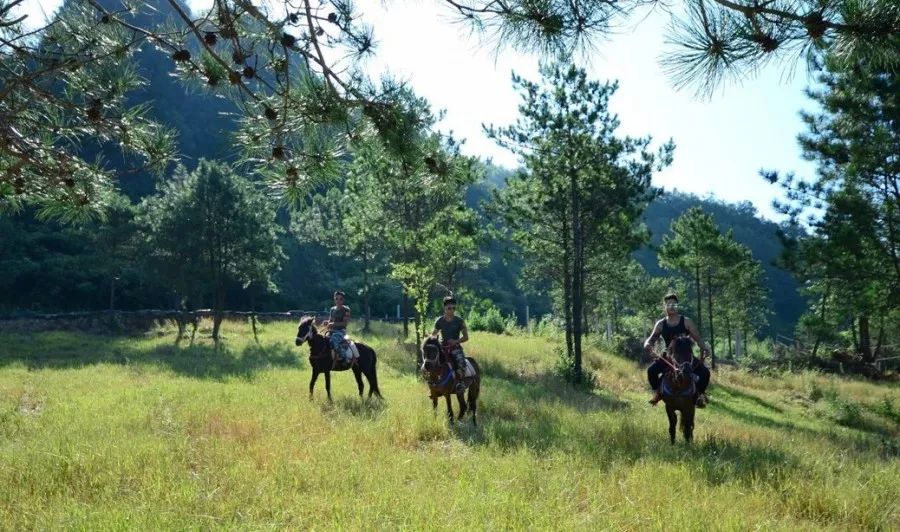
[324, 371, 333, 402]
[666, 403, 677, 444]
[445, 393, 454, 422]
[309, 370, 320, 399]
[683, 406, 695, 443]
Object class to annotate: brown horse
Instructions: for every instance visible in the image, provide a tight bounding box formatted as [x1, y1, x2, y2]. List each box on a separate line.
[421, 338, 480, 425]
[660, 337, 699, 443]
[295, 317, 381, 401]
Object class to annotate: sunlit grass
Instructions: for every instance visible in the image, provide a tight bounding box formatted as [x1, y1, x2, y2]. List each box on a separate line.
[0, 319, 897, 529]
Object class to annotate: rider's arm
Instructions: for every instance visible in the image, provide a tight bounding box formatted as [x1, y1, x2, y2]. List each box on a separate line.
[457, 322, 469, 345]
[430, 318, 441, 339]
[643, 320, 663, 352]
[684, 318, 710, 354]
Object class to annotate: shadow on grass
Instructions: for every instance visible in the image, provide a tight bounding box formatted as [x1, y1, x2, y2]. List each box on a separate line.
[715, 383, 785, 413]
[451, 369, 800, 488]
[328, 396, 388, 420]
[0, 332, 303, 380]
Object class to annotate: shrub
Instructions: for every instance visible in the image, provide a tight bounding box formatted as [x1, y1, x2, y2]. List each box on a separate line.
[466, 301, 517, 335]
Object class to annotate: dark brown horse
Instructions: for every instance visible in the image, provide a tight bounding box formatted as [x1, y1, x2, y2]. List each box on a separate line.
[659, 337, 698, 443]
[295, 317, 381, 401]
[421, 337, 480, 425]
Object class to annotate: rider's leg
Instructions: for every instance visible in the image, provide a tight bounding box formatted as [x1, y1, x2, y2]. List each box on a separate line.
[647, 360, 665, 405]
[453, 348, 467, 392]
[330, 330, 347, 362]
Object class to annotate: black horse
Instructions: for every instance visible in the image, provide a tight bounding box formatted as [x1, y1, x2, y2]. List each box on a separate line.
[295, 317, 381, 401]
[660, 337, 699, 443]
[421, 337, 480, 425]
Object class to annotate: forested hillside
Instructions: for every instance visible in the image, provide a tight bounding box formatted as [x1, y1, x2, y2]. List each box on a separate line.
[0, 0, 802, 338]
[0, 16, 802, 334]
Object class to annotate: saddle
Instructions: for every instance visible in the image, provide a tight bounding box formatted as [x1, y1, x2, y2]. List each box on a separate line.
[661, 360, 697, 397]
[324, 331, 360, 364]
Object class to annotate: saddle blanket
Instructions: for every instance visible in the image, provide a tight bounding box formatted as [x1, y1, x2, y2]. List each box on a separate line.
[339, 340, 359, 361]
[461, 359, 476, 378]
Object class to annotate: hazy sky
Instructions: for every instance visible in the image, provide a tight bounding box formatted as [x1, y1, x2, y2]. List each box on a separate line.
[17, 0, 820, 220]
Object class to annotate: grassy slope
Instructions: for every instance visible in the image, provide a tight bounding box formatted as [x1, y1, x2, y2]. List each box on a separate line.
[0, 320, 897, 530]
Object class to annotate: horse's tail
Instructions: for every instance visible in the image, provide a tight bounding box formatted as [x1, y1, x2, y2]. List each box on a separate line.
[466, 357, 481, 400]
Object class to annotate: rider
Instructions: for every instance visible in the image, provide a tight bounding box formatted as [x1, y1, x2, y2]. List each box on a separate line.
[429, 296, 469, 392]
[327, 290, 352, 365]
[643, 292, 711, 408]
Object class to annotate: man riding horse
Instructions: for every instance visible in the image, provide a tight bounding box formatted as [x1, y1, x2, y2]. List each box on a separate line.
[429, 295, 469, 393]
[644, 292, 711, 408]
[326, 290, 353, 367]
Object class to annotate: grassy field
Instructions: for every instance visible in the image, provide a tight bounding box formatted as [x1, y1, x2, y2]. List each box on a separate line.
[0, 319, 897, 530]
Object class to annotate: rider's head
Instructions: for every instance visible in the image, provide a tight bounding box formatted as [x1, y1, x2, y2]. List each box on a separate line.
[443, 296, 457, 317]
[334, 290, 345, 306]
[663, 292, 679, 317]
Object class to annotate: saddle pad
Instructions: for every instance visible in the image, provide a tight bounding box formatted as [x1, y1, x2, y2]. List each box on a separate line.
[661, 377, 695, 397]
[347, 341, 360, 359]
[463, 359, 476, 378]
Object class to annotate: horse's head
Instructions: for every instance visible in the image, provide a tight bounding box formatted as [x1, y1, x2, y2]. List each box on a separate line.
[295, 316, 317, 346]
[669, 336, 695, 364]
[664, 336, 696, 394]
[421, 337, 444, 373]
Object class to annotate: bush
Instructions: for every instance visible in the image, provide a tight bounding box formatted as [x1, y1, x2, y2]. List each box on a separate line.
[553, 345, 598, 390]
[530, 315, 563, 338]
[466, 301, 517, 335]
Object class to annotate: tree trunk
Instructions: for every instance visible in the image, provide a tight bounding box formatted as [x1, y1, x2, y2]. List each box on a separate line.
[811, 286, 829, 358]
[362, 247, 371, 333]
[414, 307, 422, 352]
[562, 218, 574, 365]
[725, 314, 733, 357]
[874, 317, 885, 360]
[401, 289, 409, 338]
[570, 171, 583, 383]
[706, 269, 715, 369]
[859, 314, 872, 362]
[695, 264, 702, 334]
[212, 285, 225, 343]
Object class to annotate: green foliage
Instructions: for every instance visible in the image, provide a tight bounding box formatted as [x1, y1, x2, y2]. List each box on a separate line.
[658, 206, 769, 362]
[466, 302, 514, 335]
[139, 159, 283, 337]
[769, 55, 900, 362]
[488, 63, 672, 383]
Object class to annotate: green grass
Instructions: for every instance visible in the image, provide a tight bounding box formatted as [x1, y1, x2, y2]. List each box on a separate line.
[0, 319, 898, 530]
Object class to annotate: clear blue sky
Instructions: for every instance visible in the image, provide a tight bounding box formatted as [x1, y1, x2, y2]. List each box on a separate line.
[20, 0, 819, 220]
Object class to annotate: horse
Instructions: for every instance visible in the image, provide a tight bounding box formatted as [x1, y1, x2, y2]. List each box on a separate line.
[420, 337, 480, 425]
[659, 336, 700, 444]
[295, 316, 381, 401]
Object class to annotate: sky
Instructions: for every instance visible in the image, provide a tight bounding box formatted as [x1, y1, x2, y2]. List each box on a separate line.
[16, 0, 821, 220]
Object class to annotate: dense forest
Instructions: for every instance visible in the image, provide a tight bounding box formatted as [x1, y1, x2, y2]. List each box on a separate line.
[2, 0, 897, 377]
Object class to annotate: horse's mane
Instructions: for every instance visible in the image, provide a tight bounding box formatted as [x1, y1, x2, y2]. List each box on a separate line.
[670, 336, 694, 363]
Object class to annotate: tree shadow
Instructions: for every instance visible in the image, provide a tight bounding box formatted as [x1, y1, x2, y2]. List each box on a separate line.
[329, 396, 388, 420]
[455, 369, 800, 488]
[711, 397, 894, 457]
[715, 383, 785, 413]
[0, 332, 302, 380]
[478, 357, 630, 413]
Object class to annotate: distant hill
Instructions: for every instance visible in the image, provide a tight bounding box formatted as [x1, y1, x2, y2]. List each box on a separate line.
[469, 165, 804, 336]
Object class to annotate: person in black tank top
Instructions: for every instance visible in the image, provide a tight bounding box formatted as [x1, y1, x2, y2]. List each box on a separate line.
[643, 293, 711, 407]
